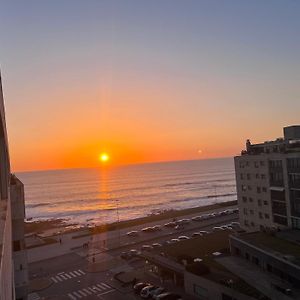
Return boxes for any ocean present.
[16,158,236,226]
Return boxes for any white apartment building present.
[235,126,300,232]
[0,73,28,300]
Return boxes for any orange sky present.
[3,2,300,172]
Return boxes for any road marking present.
[51,277,58,283]
[68,293,77,300]
[73,270,82,276]
[92,286,101,292]
[69,271,77,277]
[82,288,92,295]
[78,290,86,297]
[55,276,63,282]
[64,273,72,279]
[96,284,105,290]
[78,269,85,275]
[99,282,110,289]
[60,274,68,280]
[72,292,82,298]
[88,287,95,293]
[98,289,115,296]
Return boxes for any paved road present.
[27,205,237,263]
[30,212,238,300]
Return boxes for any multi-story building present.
[0,73,28,300]
[234,125,300,232]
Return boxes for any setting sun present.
[99,153,109,163]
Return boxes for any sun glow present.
[99,153,109,163]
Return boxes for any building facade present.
[234,126,300,232]
[0,74,28,300]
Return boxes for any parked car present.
[213,226,224,231]
[129,249,141,257]
[152,243,162,248]
[199,230,209,234]
[141,245,153,251]
[175,224,185,230]
[120,251,130,260]
[126,230,139,237]
[176,218,190,224]
[201,214,209,220]
[192,216,202,221]
[192,232,202,238]
[230,221,240,227]
[133,282,151,294]
[156,292,182,300]
[140,285,158,298]
[150,287,166,298]
[164,222,176,228]
[178,235,189,240]
[170,238,180,244]
[152,225,162,231]
[142,227,154,233]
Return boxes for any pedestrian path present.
[67,282,114,299]
[51,269,86,283]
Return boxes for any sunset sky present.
[1,1,300,172]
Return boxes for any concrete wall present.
[184,271,257,300]
[0,73,14,300]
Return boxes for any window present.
[13,240,21,252]
[262,187,267,192]
[249,197,253,202]
[274,215,288,225]
[259,212,263,219]
[242,196,247,202]
[260,161,265,166]
[257,187,261,193]
[193,284,208,298]
[240,173,244,180]
[243,208,248,215]
[242,185,247,191]
[256,173,259,179]
[247,173,251,180]
[261,174,266,179]
[251,221,255,226]
[264,213,270,219]
[258,199,262,206]
[264,200,268,205]
[250,210,254,215]
[255,161,259,168]
[244,220,249,226]
[248,185,252,191]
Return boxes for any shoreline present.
[25,200,237,236]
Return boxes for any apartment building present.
[0,74,28,300]
[234,126,300,232]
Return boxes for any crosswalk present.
[51,269,86,283]
[68,282,114,299]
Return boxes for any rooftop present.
[232,231,300,266]
[239,125,300,156]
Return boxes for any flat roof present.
[232,231,300,266]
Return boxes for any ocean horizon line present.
[14,156,234,175]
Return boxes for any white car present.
[170,238,180,244]
[178,235,189,240]
[140,285,158,298]
[151,287,166,298]
[126,230,139,237]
